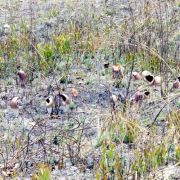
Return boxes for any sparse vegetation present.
[0,0,179,179]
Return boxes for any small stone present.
[86,156,94,169]
[53,136,59,145]
[0,101,6,109]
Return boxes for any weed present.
[32,163,51,180]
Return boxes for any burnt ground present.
[0,63,179,178]
[0,0,179,179]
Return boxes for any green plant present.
[54,34,73,78]
[83,58,94,71]
[37,43,55,74]
[132,144,168,177]
[32,163,51,180]
[175,146,180,161]
[96,143,124,179]
[54,34,72,55]
[47,8,59,18]
[98,145,108,179]
[68,102,76,110]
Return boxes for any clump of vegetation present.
[32,163,51,180]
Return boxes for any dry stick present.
[29,0,36,84]
[118,41,176,78]
[18,108,48,169]
[153,161,180,179]
[166,129,176,165]
[4,137,40,169]
[134,41,176,78]
[124,52,135,110]
[147,103,167,128]
[19,34,46,79]
[19,33,61,94]
[43,143,70,158]
[29,31,66,92]
[147,93,180,128]
[0,152,6,170]
[28,114,84,163]
[124,3,136,112]
[76,120,85,162]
